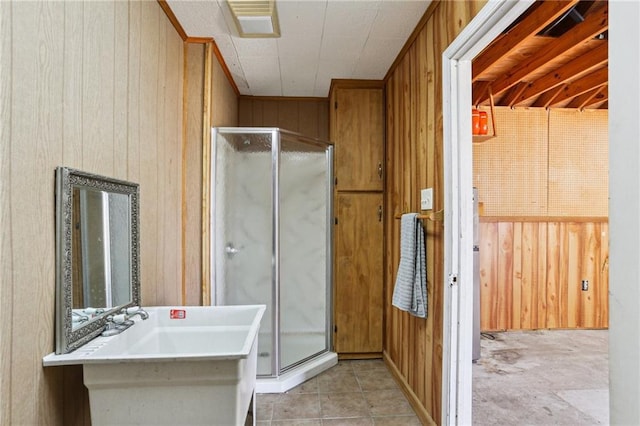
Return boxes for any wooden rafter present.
[547,67,608,107]
[479,2,608,104]
[472,0,579,81]
[532,85,566,108]
[567,85,608,109]
[516,42,608,105]
[501,82,529,108]
[472,81,492,106]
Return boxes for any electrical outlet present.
[421,188,433,210]
[581,280,589,291]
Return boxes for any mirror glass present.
[56,167,140,354]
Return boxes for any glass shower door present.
[212,129,276,376]
[279,132,332,371]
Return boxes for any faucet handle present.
[124,306,141,315]
[106,314,128,325]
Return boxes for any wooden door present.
[334,192,384,354]
[332,88,384,191]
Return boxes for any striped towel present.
[392,213,427,318]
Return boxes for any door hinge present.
[334,325,337,333]
[449,273,458,286]
[334,101,338,110]
[335,217,338,225]
[335,177,338,186]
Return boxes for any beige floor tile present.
[318,371,361,393]
[372,415,422,425]
[363,389,415,417]
[287,377,319,394]
[355,370,399,391]
[272,394,321,420]
[322,418,375,425]
[271,420,322,426]
[256,393,280,422]
[319,392,370,418]
[349,359,388,373]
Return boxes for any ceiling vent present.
[226,0,280,38]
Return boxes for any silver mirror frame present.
[55,167,140,354]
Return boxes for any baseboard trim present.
[383,351,437,426]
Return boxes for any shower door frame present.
[209,127,334,378]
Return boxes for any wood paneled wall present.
[480,219,609,331]
[238,97,329,140]
[183,43,238,307]
[383,1,486,424]
[0,1,186,424]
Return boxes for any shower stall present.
[210,127,337,392]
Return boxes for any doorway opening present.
[441,1,609,424]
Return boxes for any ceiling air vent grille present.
[226,0,280,38]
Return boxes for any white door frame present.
[441,1,535,424]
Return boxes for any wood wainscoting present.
[479,218,609,331]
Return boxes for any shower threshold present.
[256,351,337,393]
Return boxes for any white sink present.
[43,305,265,425]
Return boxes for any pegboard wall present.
[473,107,608,217]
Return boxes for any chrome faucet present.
[124,306,149,320]
[101,306,149,336]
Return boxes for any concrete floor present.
[473,329,609,425]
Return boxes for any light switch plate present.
[421,188,433,210]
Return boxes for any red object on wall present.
[472,109,480,135]
[479,111,488,135]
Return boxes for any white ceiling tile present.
[280,57,318,96]
[323,1,379,37]
[168,0,432,97]
[233,38,279,58]
[277,33,322,58]
[166,0,229,37]
[369,8,424,39]
[320,36,366,62]
[277,1,327,35]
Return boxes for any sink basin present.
[43,305,265,425]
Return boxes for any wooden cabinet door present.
[334,192,383,354]
[332,88,384,191]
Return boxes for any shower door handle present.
[225,243,240,258]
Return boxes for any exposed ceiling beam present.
[480,2,608,104]
[472,81,492,106]
[567,85,608,109]
[532,85,566,108]
[472,0,579,81]
[501,82,529,108]
[547,67,608,107]
[516,42,608,105]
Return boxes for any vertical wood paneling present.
[384,2,486,423]
[2,1,187,424]
[62,1,83,168]
[184,43,205,306]
[83,1,115,176]
[546,222,561,328]
[113,1,129,181]
[210,55,238,127]
[10,1,65,422]
[127,0,141,183]
[238,97,329,139]
[0,1,13,423]
[479,220,609,331]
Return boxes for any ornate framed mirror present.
[55,167,140,354]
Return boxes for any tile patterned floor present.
[256,359,421,425]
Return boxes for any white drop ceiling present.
[166,0,432,97]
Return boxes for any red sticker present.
[170,309,186,319]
